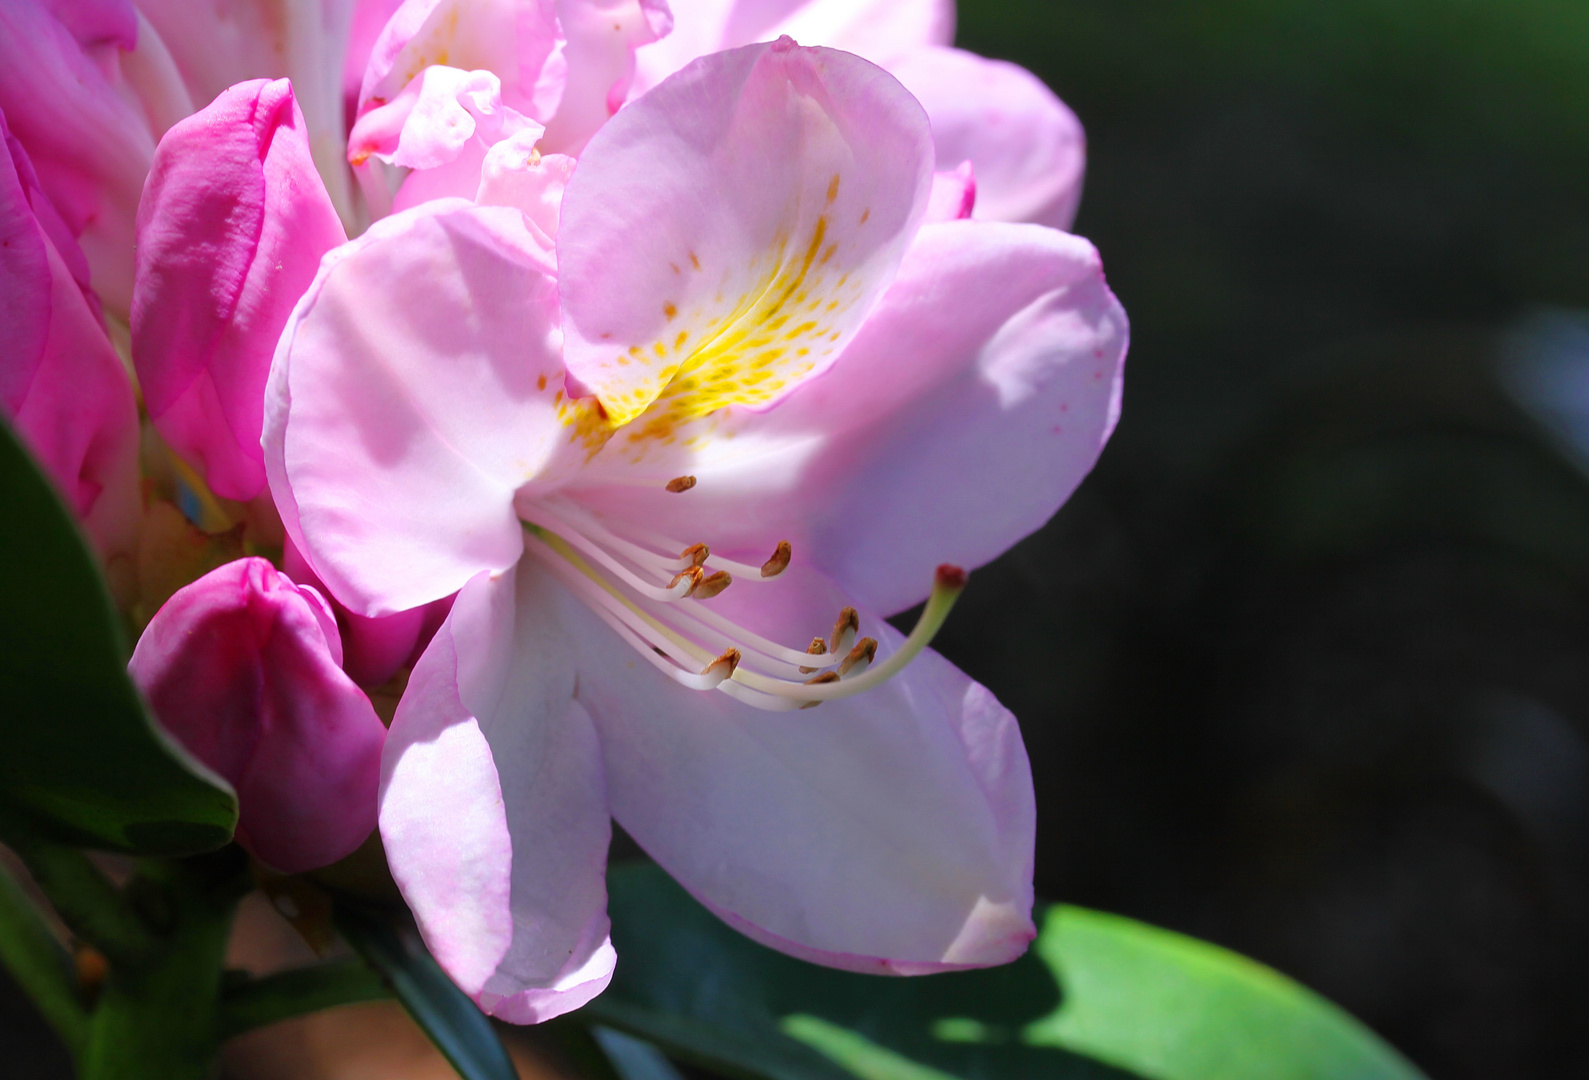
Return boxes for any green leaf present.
[0,417,237,856]
[218,957,393,1040]
[590,862,1425,1080]
[334,903,517,1080]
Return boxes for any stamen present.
[668,566,704,593]
[680,542,709,567]
[760,540,792,578]
[665,475,697,493]
[830,607,859,654]
[701,648,740,688]
[731,565,968,705]
[692,570,732,599]
[522,509,694,601]
[799,637,827,674]
[837,638,877,678]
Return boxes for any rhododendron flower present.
[266,40,1126,1021]
[0,105,140,565]
[129,557,387,873]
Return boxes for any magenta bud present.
[129,558,386,873]
[132,77,346,503]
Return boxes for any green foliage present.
[585,862,1423,1080]
[0,418,236,856]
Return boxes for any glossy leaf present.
[0,417,237,855]
[334,903,518,1080]
[589,862,1425,1080]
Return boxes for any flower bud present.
[133,78,346,503]
[129,558,387,873]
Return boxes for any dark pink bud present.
[130,558,386,872]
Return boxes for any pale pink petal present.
[762,0,953,65]
[358,0,564,125]
[633,0,951,93]
[924,161,975,223]
[546,559,1035,973]
[263,200,588,616]
[889,47,1086,231]
[133,79,347,503]
[475,133,575,246]
[382,562,614,1018]
[567,221,1127,616]
[1,107,139,562]
[537,0,673,155]
[351,65,536,170]
[559,38,933,425]
[282,535,452,688]
[130,558,387,873]
[0,0,156,314]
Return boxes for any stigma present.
[516,497,965,710]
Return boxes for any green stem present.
[80,851,250,1080]
[217,958,392,1040]
[0,857,87,1059]
[6,834,156,966]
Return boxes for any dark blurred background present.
[935,1,1589,1077]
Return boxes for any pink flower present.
[265,41,1125,1020]
[132,78,347,504]
[0,104,140,563]
[634,0,1086,230]
[128,557,387,873]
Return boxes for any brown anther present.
[799,636,828,674]
[829,607,860,654]
[74,945,109,1003]
[837,637,877,677]
[668,566,705,592]
[665,475,697,493]
[692,570,733,599]
[760,540,792,578]
[800,670,840,709]
[679,542,710,566]
[703,648,741,680]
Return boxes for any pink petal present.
[0,0,157,314]
[1,107,140,562]
[381,562,614,1018]
[358,0,565,126]
[351,65,537,171]
[263,200,586,616]
[537,0,673,155]
[559,38,934,425]
[568,220,1127,616]
[475,133,575,246]
[549,559,1035,973]
[130,558,387,873]
[889,47,1086,231]
[633,0,952,94]
[282,534,452,688]
[924,161,976,223]
[133,78,347,504]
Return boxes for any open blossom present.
[266,40,1126,1020]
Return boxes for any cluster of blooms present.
[0,0,1126,1021]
